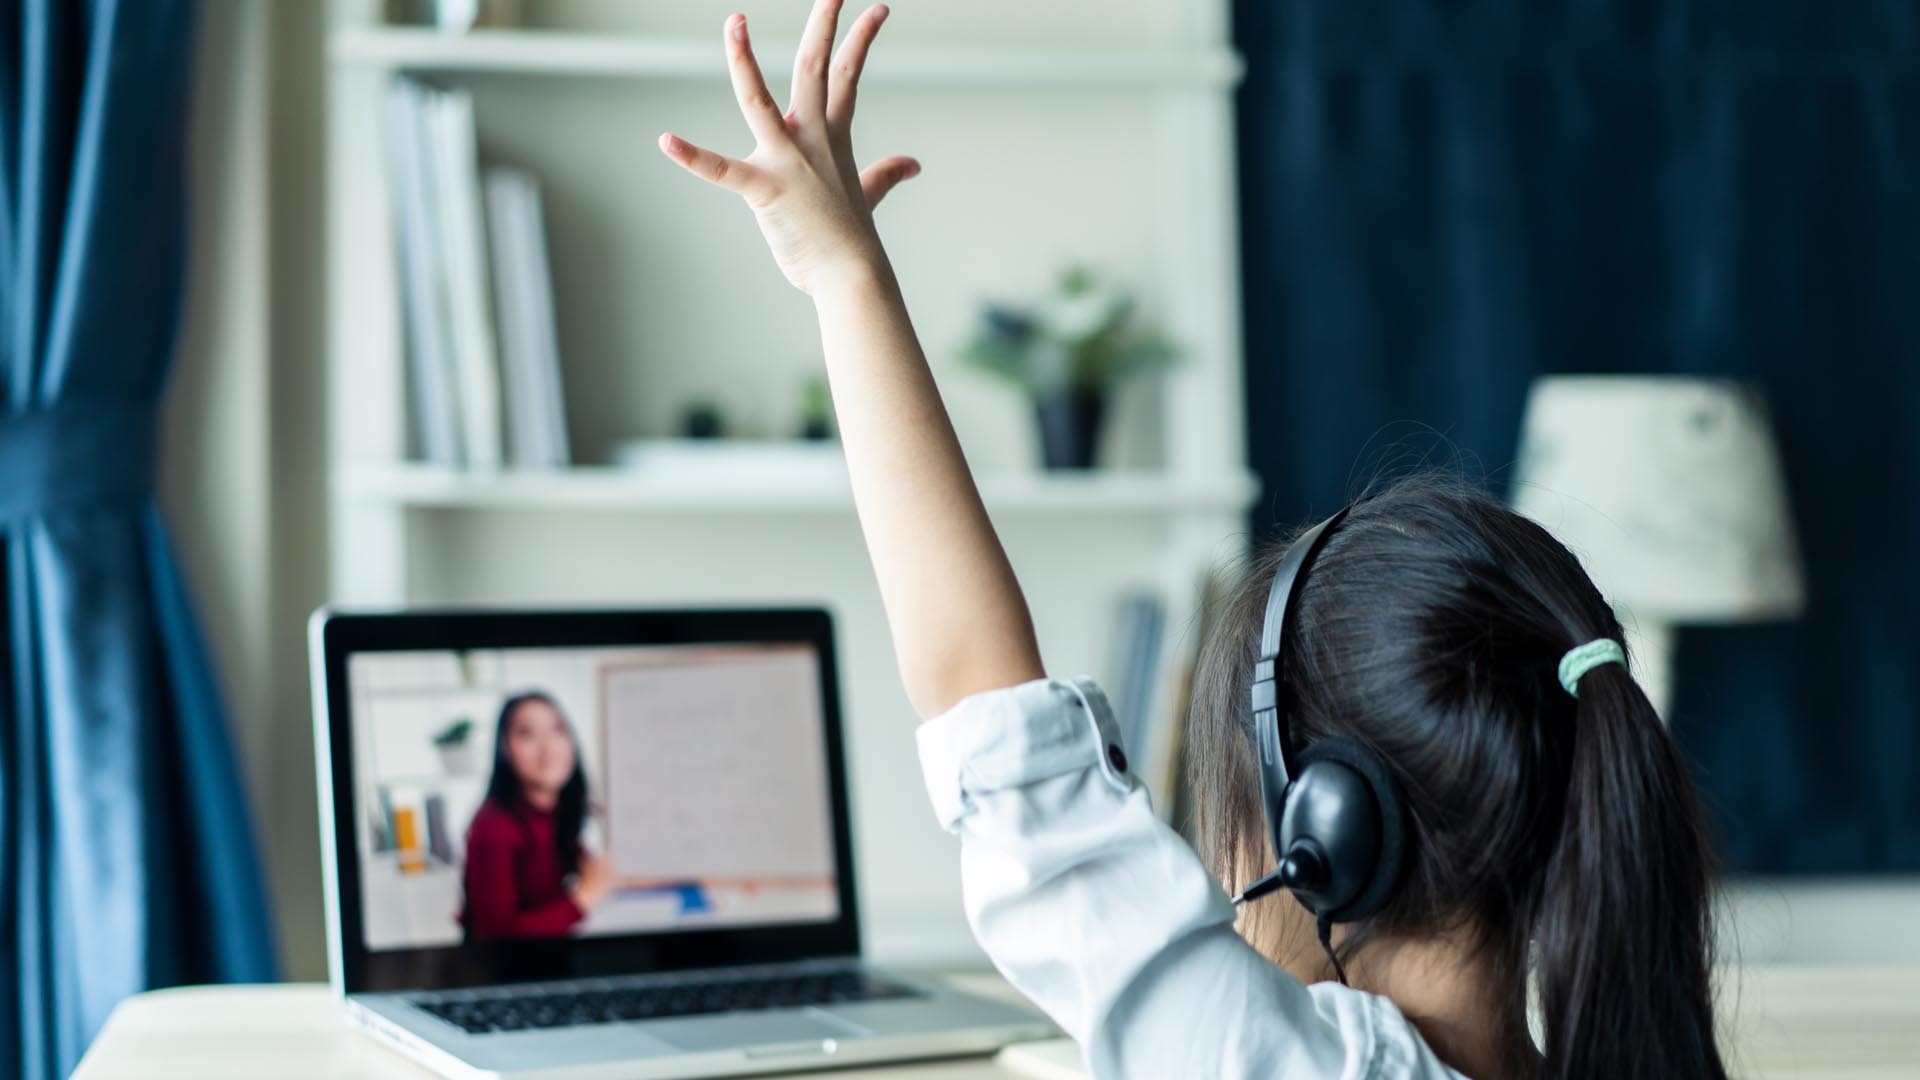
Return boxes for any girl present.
[462,691,616,939]
[659,5,1727,1076]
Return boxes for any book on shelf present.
[1107,591,1165,771]
[1104,568,1233,826]
[424,792,454,865]
[426,84,503,469]
[384,76,571,470]
[382,79,463,466]
[484,167,571,468]
[1161,566,1232,835]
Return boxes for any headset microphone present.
[1234,846,1325,907]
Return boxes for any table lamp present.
[1511,376,1805,717]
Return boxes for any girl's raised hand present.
[657,2,919,296]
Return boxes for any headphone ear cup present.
[1281,738,1407,923]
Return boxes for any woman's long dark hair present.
[485,691,589,876]
[1187,476,1725,1079]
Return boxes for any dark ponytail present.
[1186,475,1727,1079]
[1536,655,1724,1078]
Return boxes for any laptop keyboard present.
[412,968,926,1034]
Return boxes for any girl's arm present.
[811,263,1045,717]
[659,1,1042,718]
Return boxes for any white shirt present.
[917,676,1467,1080]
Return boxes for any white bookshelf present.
[330,27,1245,87]
[337,463,1258,514]
[325,0,1250,967]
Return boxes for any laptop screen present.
[344,641,842,955]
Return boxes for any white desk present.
[1715,966,1920,1078]
[70,975,1039,1080]
[72,966,1920,1078]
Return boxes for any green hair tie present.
[1558,638,1626,697]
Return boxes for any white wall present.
[163,0,333,980]
[164,0,272,789]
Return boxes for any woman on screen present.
[461,691,615,939]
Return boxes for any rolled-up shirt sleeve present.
[917,677,1458,1080]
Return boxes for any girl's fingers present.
[658,133,777,203]
[859,155,920,209]
[788,0,844,123]
[826,4,887,134]
[723,14,789,147]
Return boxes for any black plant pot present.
[1034,390,1106,471]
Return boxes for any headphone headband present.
[1250,506,1352,788]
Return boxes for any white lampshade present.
[1512,376,1805,623]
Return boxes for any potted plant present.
[431,718,476,777]
[962,267,1176,470]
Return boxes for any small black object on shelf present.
[680,401,726,440]
[798,378,835,441]
[1033,390,1104,470]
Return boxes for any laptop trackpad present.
[650,1011,857,1053]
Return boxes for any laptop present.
[310,607,1053,1079]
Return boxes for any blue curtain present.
[0,1,277,1076]
[1234,1,1920,872]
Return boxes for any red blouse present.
[461,798,584,939]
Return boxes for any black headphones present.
[1231,506,1408,933]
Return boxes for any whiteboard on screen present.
[601,647,835,881]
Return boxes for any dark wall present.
[1232,0,1920,872]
